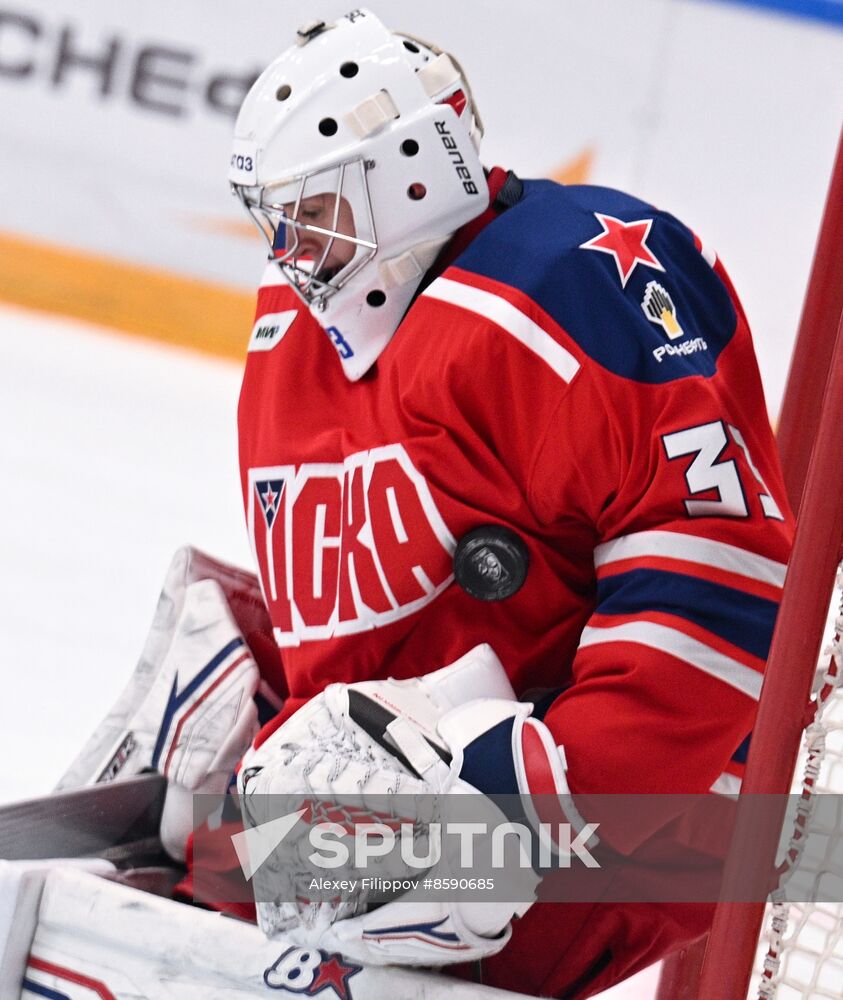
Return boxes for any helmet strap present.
[378,237,451,290]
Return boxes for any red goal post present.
[656,126,843,1000]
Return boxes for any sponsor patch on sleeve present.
[248,310,297,352]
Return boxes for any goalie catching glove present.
[238,644,593,966]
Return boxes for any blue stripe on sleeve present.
[596,568,779,660]
[732,732,752,763]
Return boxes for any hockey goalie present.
[3,8,794,1000]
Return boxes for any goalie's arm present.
[531,505,790,849]
[522,292,793,849]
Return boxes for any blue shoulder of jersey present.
[452,179,738,385]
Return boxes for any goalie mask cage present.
[655,126,843,1000]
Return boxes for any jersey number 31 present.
[662,420,784,520]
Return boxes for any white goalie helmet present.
[229,8,488,380]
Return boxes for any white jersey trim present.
[594,530,787,589]
[579,620,763,700]
[699,239,717,269]
[710,771,742,796]
[423,276,581,384]
[259,261,287,288]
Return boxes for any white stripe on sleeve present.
[423,276,580,384]
[578,620,763,700]
[594,530,787,589]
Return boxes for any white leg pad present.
[16,868,534,1000]
[0,860,113,1000]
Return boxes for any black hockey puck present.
[453,525,529,601]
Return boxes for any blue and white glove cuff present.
[438,699,598,857]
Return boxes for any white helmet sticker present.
[229,139,259,185]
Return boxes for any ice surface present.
[0,304,251,803]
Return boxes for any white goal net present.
[749,570,843,998]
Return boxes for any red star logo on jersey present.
[256,478,285,530]
[579,213,664,287]
[261,483,278,512]
[310,952,361,999]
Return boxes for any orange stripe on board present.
[550,147,594,186]
[0,230,256,361]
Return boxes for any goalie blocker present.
[55,546,284,860]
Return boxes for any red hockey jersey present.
[233,171,794,997]
[237,171,792,821]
